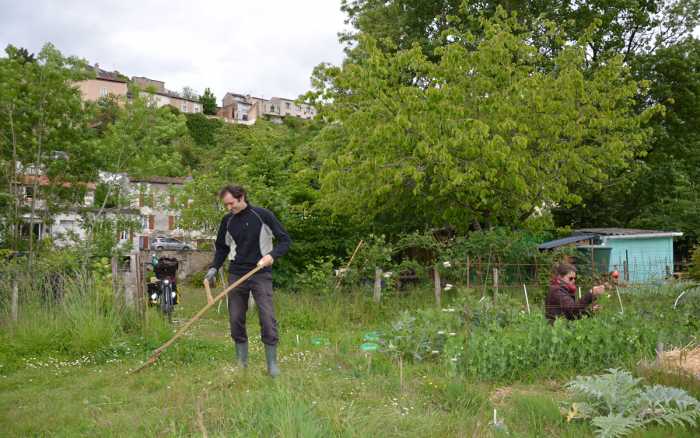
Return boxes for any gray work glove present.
[204,267,218,283]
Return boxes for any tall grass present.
[0,261,173,370]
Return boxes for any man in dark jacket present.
[205,185,291,376]
[545,263,604,323]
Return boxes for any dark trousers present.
[227,272,278,346]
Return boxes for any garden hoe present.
[131,265,263,374]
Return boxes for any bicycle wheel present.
[161,283,173,322]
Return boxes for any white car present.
[150,236,191,251]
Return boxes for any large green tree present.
[94,90,190,178]
[309,14,657,232]
[341,0,700,62]
[554,38,700,253]
[0,43,94,252]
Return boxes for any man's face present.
[222,192,245,213]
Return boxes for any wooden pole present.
[373,267,382,303]
[203,279,214,305]
[132,265,264,373]
[522,284,530,315]
[466,255,471,289]
[335,239,364,291]
[492,267,499,302]
[11,279,18,322]
[615,286,624,314]
[434,267,442,308]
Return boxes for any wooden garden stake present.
[615,286,624,314]
[132,265,264,373]
[433,267,442,308]
[466,255,471,289]
[11,280,18,322]
[373,268,382,303]
[522,284,531,315]
[399,356,404,393]
[335,239,364,291]
[492,268,499,302]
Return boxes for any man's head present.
[219,185,247,213]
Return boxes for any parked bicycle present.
[147,256,179,321]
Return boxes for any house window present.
[119,230,128,240]
[99,87,108,97]
[181,102,188,112]
[194,104,201,113]
[286,102,291,109]
[25,186,34,199]
[59,219,76,228]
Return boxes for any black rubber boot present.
[265,344,280,377]
[235,342,248,368]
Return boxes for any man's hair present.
[554,262,576,277]
[218,185,246,201]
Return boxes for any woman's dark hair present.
[218,185,246,201]
[554,262,577,277]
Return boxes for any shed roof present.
[575,228,683,239]
[538,234,596,250]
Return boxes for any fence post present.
[492,267,499,302]
[11,279,18,322]
[466,255,471,289]
[433,266,441,308]
[373,267,382,303]
[477,257,483,297]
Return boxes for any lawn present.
[1,284,699,437]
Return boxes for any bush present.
[689,246,700,281]
[382,306,464,362]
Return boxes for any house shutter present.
[148,215,154,230]
[139,193,144,207]
[168,215,174,230]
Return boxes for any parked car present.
[150,236,191,251]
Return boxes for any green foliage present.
[382,307,463,361]
[341,1,700,62]
[0,43,95,251]
[199,87,217,115]
[689,246,700,281]
[310,13,657,231]
[555,37,700,254]
[294,256,337,294]
[185,112,222,147]
[94,91,190,177]
[565,369,700,437]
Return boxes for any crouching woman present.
[545,263,604,323]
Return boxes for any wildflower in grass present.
[437,330,446,335]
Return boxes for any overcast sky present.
[0,0,348,104]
